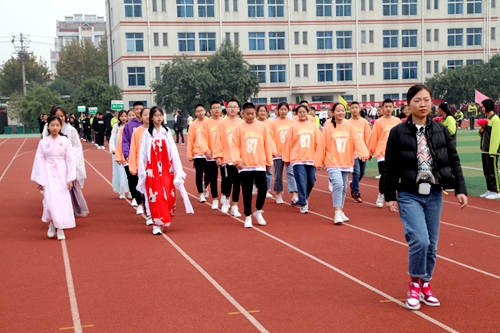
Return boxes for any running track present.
[0,137,499,333]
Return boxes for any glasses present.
[227,106,239,109]
[211,107,221,110]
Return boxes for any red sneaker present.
[353,193,363,203]
[406,282,421,310]
[420,282,441,306]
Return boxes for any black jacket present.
[384,115,467,202]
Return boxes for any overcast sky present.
[0,0,106,69]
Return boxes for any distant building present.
[50,14,106,75]
[106,0,500,109]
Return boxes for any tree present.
[425,54,500,104]
[6,92,23,124]
[152,40,260,113]
[17,85,62,127]
[56,37,108,87]
[0,54,50,96]
[70,78,122,113]
[49,77,75,96]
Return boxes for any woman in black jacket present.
[384,85,468,311]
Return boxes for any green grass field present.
[364,129,490,197]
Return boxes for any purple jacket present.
[121,118,142,159]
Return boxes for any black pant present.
[95,132,105,146]
[124,165,142,204]
[204,160,219,198]
[221,165,240,203]
[240,170,267,217]
[378,161,386,194]
[482,153,499,192]
[175,128,184,143]
[469,116,475,130]
[106,129,112,142]
[193,158,207,194]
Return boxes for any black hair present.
[439,102,452,118]
[228,99,240,108]
[482,99,495,112]
[300,100,309,105]
[50,106,68,123]
[382,98,394,107]
[117,110,128,127]
[46,115,67,137]
[133,101,144,107]
[148,106,170,136]
[330,102,345,128]
[140,107,150,116]
[350,101,359,107]
[406,84,433,105]
[210,100,221,109]
[257,105,268,113]
[242,102,256,111]
[194,103,205,111]
[277,101,289,111]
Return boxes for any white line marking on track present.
[60,240,83,333]
[0,138,10,146]
[0,138,26,183]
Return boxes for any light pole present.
[12,33,30,96]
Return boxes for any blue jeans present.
[398,188,443,281]
[351,158,366,194]
[292,164,316,206]
[328,169,350,208]
[266,165,273,191]
[273,158,297,193]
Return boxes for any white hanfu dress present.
[31,135,77,229]
[109,123,129,195]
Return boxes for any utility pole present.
[11,33,30,96]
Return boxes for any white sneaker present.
[253,210,266,226]
[128,193,133,199]
[291,195,298,206]
[57,229,66,240]
[221,197,230,213]
[231,205,242,217]
[340,211,349,222]
[47,222,55,239]
[145,216,153,225]
[199,193,206,203]
[275,194,284,204]
[480,190,492,198]
[485,192,500,199]
[266,191,273,198]
[328,180,333,192]
[152,225,162,235]
[119,193,125,199]
[376,193,384,208]
[334,211,343,224]
[100,146,105,150]
[203,185,209,198]
[211,199,219,210]
[244,216,253,228]
[136,205,144,215]
[375,174,381,179]
[130,198,138,207]
[252,185,257,195]
[300,205,309,214]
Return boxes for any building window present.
[426,61,431,74]
[447,60,463,69]
[362,94,367,102]
[234,32,239,45]
[271,97,287,103]
[383,0,398,16]
[383,93,399,100]
[448,0,463,14]
[402,61,417,79]
[467,0,481,13]
[198,0,215,17]
[369,62,374,75]
[294,32,299,45]
[369,30,374,43]
[153,33,159,46]
[303,31,308,44]
[434,0,439,8]
[317,31,333,50]
[178,32,195,51]
[250,65,266,82]
[341,95,353,102]
[369,94,375,101]
[336,0,351,17]
[270,65,286,82]
[248,0,264,17]
[153,0,158,11]
[199,33,216,51]
[225,32,230,40]
[163,33,168,46]
[426,29,431,42]
[337,63,352,81]
[155,66,161,80]
[317,63,334,82]
[402,0,417,15]
[493,0,496,8]
[427,0,431,9]
[402,30,417,47]
[268,0,285,17]
[361,63,366,75]
[234,0,238,11]
[316,0,333,17]
[383,62,398,80]
[448,28,463,46]
[161,0,167,11]
[492,27,496,40]
[369,0,374,10]
[251,98,268,104]
[128,67,146,86]
[466,59,482,65]
[126,33,144,52]
[294,0,299,11]
[434,29,439,41]
[361,0,366,10]
[383,30,398,48]
[302,0,307,10]
[336,31,352,49]
[269,32,285,50]
[249,32,265,50]
[303,64,309,77]
[177,0,194,17]
[295,64,300,77]
[312,95,333,102]
[466,28,481,45]
[434,60,439,73]
[225,0,229,11]
[361,30,366,43]
[125,0,142,17]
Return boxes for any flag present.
[298,96,302,103]
[221,99,228,109]
[339,96,348,108]
[475,89,490,104]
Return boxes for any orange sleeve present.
[200,121,210,154]
[115,128,125,163]
[367,121,379,157]
[264,125,274,166]
[314,126,326,168]
[129,128,143,175]
[230,125,242,165]
[187,122,197,160]
[363,120,372,146]
[282,124,294,163]
[313,126,323,168]
[212,121,224,160]
[353,126,370,160]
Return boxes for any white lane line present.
[84,159,269,333]
[60,240,83,333]
[0,138,26,183]
[440,221,500,239]
[0,138,10,146]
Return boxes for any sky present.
[0,0,106,68]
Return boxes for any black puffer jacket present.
[384,115,467,202]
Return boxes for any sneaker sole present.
[419,296,441,307]
[405,300,421,310]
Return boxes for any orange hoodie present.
[316,121,370,170]
[115,127,125,164]
[293,114,315,123]
[269,117,295,157]
[201,117,222,159]
[282,120,322,167]
[367,116,401,160]
[257,118,277,156]
[187,119,206,160]
[129,126,147,175]
[212,117,243,165]
[348,117,372,158]
[230,121,273,172]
